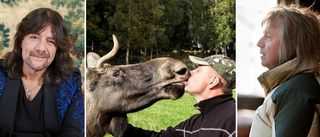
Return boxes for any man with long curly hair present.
[0,8,84,137]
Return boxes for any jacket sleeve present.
[123,119,190,137]
[272,74,320,137]
[58,70,84,137]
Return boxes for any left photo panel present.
[0,0,85,136]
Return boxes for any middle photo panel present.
[85,0,236,137]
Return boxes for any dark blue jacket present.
[0,60,84,137]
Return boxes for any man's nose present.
[257,37,265,48]
[36,39,47,52]
[190,70,195,75]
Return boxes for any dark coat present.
[0,60,84,137]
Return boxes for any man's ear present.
[209,76,219,89]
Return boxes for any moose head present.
[86,35,189,137]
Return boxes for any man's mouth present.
[182,80,188,85]
[30,50,49,59]
[32,55,47,59]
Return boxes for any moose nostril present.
[175,68,188,75]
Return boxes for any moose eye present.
[113,71,120,77]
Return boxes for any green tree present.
[159,0,190,55]
[111,0,164,64]
[86,0,235,64]
[211,0,235,56]
[86,0,116,53]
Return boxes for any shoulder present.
[72,67,81,77]
[274,73,320,95]
[272,73,320,103]
[0,59,3,68]
[57,67,82,92]
[63,67,81,82]
[0,59,8,80]
[216,95,236,114]
[0,59,8,102]
[286,73,318,86]
[0,59,7,74]
[216,101,235,120]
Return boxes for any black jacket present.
[124,94,236,137]
[0,60,84,137]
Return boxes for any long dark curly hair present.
[4,8,74,86]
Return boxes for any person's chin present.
[29,63,49,71]
[184,86,193,93]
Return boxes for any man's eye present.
[48,40,56,45]
[30,36,38,39]
[265,35,271,40]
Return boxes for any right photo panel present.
[237,0,320,137]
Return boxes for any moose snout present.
[157,58,190,80]
[174,67,189,76]
[173,62,190,79]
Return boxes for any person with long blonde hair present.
[250,5,320,137]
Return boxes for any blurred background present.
[86,0,235,64]
[236,0,320,137]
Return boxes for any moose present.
[86,35,190,137]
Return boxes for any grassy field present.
[105,93,199,137]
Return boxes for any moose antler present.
[96,35,119,68]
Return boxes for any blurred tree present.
[86,0,235,64]
[158,0,185,55]
[211,0,235,56]
[111,0,164,64]
[86,0,115,53]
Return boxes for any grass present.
[105,93,199,137]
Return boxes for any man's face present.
[257,19,282,69]
[21,26,57,72]
[184,65,215,95]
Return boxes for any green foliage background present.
[87,0,236,65]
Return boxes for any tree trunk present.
[126,41,130,64]
[177,43,181,55]
[91,41,94,51]
[150,47,153,60]
[221,45,226,56]
[144,47,147,56]
[156,45,158,57]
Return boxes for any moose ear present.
[87,52,101,68]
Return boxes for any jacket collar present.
[258,58,319,96]
[0,78,60,136]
